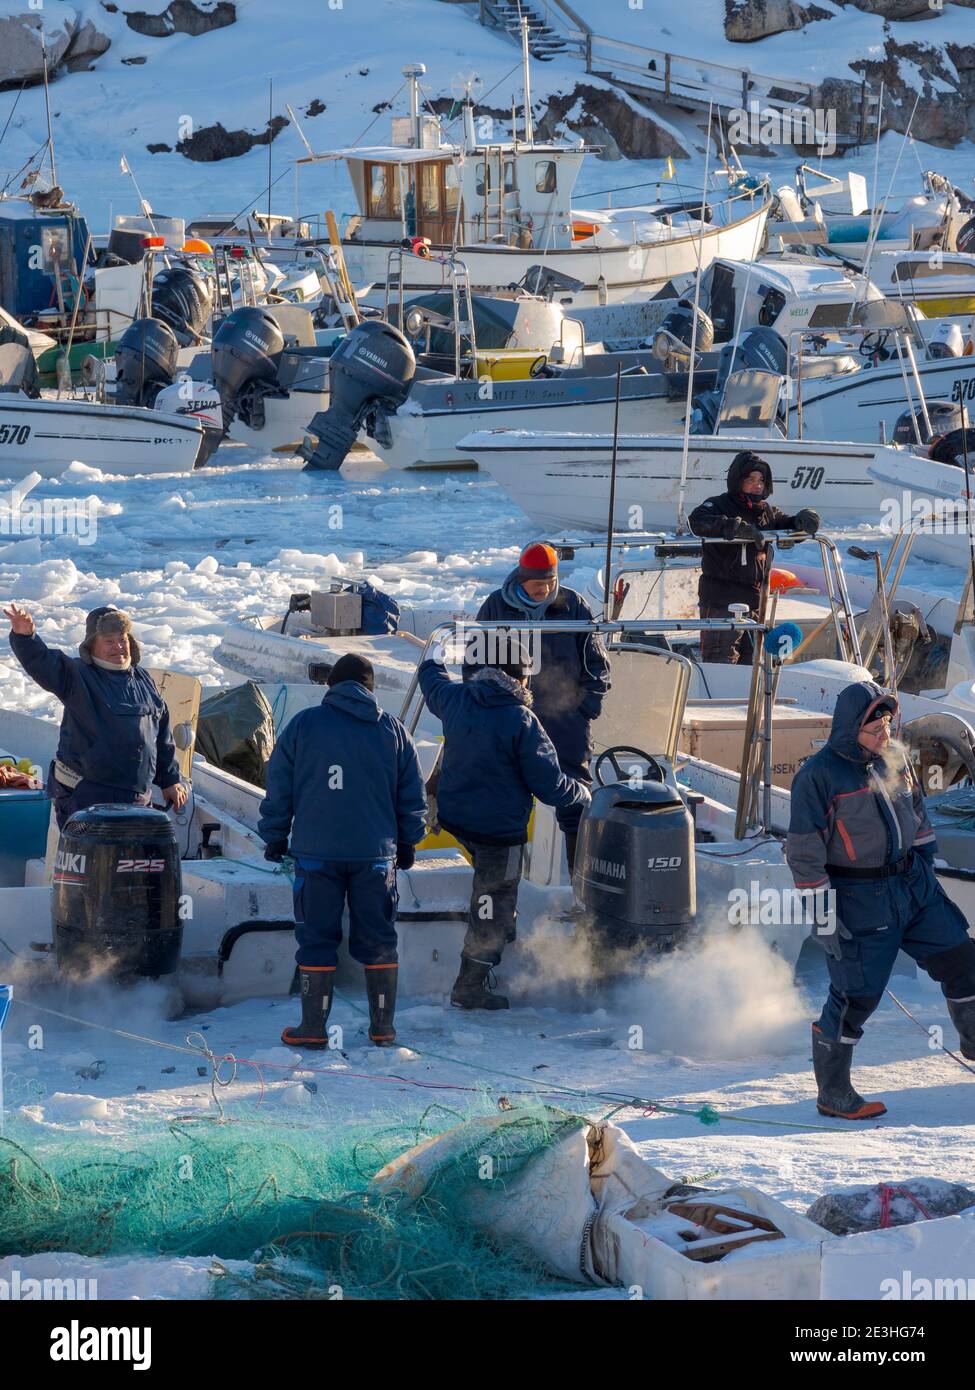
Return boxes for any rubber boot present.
[281,966,334,1049]
[451,955,509,1011]
[365,963,398,1046]
[812,1024,886,1120]
[946,997,975,1061]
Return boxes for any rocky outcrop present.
[725,0,833,43]
[124,1,236,38]
[534,86,687,160]
[845,36,975,145]
[176,114,288,162]
[842,0,940,18]
[0,12,111,90]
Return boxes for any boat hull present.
[0,397,202,477]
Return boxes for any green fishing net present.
[0,1097,586,1300]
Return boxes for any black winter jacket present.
[688,455,802,609]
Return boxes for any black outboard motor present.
[114,318,180,408]
[893,399,969,447]
[300,319,416,471]
[573,750,695,953]
[716,326,789,384]
[650,299,715,365]
[152,265,212,346]
[53,805,183,979]
[957,216,975,255]
[210,306,285,432]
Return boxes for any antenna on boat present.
[267,77,273,221]
[519,15,534,146]
[603,362,624,618]
[41,38,57,188]
[675,103,714,534]
[403,63,427,148]
[862,92,919,288]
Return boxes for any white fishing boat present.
[297,60,771,308]
[0,343,204,477]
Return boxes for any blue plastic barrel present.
[0,789,51,887]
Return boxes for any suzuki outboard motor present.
[114,318,179,408]
[650,299,714,366]
[573,750,695,953]
[53,805,183,979]
[301,319,416,471]
[152,265,212,346]
[210,306,285,432]
[893,399,969,447]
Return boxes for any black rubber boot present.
[365,964,398,1046]
[812,1024,887,1120]
[946,997,975,1060]
[451,955,509,1011]
[281,966,334,1049]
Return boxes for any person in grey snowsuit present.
[787,681,975,1119]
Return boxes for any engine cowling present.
[300,320,416,471]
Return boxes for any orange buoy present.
[182,238,214,255]
[769,567,800,593]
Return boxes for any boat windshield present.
[716,369,781,430]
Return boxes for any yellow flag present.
[663,156,675,180]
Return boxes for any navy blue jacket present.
[475,580,611,770]
[419,658,589,846]
[787,681,936,889]
[10,631,180,794]
[258,680,427,860]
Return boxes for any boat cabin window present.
[365,162,402,219]
[892,259,973,281]
[475,161,516,196]
[535,160,557,194]
[807,303,854,329]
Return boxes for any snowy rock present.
[807,1179,975,1235]
[0,12,112,88]
[725,0,833,44]
[123,1,237,40]
[177,115,288,163]
[843,0,940,18]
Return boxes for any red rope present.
[878,1183,934,1228]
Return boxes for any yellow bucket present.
[474,349,547,382]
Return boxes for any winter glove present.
[264,841,288,864]
[730,518,763,543]
[815,911,852,962]
[396,842,416,871]
[793,508,820,534]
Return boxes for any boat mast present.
[41,39,57,188]
[520,16,534,145]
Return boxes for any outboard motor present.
[152,265,212,346]
[927,321,965,359]
[114,318,179,408]
[53,805,183,979]
[716,326,789,385]
[573,748,695,953]
[300,319,416,471]
[210,306,285,432]
[893,400,969,447]
[650,299,714,366]
[957,216,975,255]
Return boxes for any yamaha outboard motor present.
[53,805,183,979]
[693,326,789,433]
[957,216,975,255]
[893,400,969,447]
[573,749,696,953]
[152,265,212,346]
[114,318,180,408]
[210,306,285,432]
[301,320,416,471]
[650,299,714,366]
